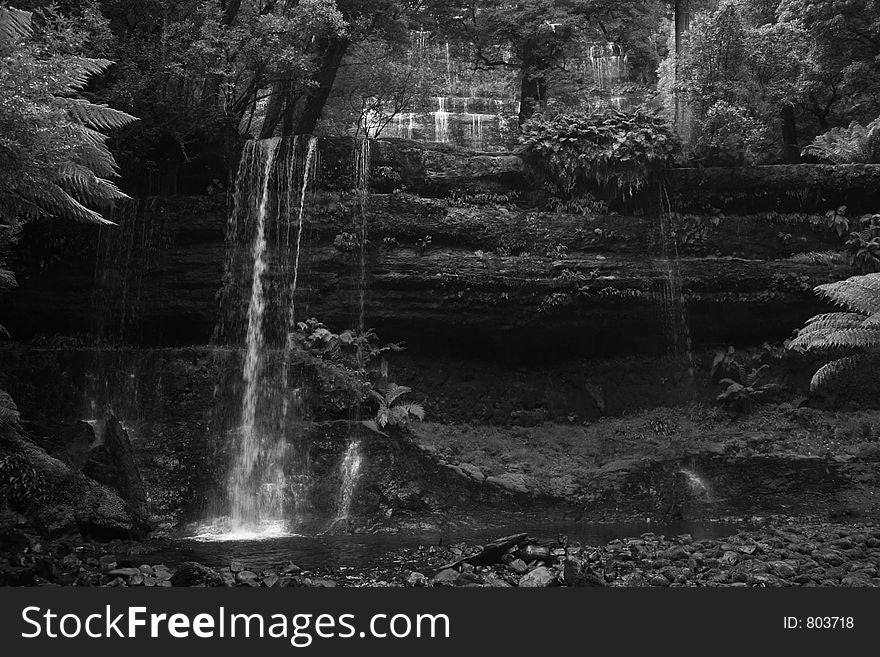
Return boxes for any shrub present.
[519,106,679,199]
[691,101,769,165]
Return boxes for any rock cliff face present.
[2,138,879,530]
[0,175,855,355]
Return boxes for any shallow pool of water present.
[143,520,745,573]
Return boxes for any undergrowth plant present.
[846,216,880,273]
[716,365,780,415]
[363,383,425,434]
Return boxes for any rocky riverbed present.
[3,521,878,587]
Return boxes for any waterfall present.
[228,137,284,533]
[392,111,415,140]
[198,136,321,540]
[590,42,626,89]
[434,97,449,142]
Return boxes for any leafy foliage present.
[802,116,880,164]
[789,274,880,390]
[519,106,679,198]
[0,453,46,511]
[691,100,770,165]
[288,317,405,417]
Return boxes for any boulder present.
[13,435,150,541]
[562,559,606,587]
[170,562,224,587]
[83,414,148,517]
[518,566,557,588]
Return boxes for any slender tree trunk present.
[781,104,799,163]
[293,37,349,135]
[259,78,291,139]
[221,0,243,25]
[518,37,547,125]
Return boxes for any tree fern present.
[802,117,880,164]
[0,5,29,48]
[789,273,880,390]
[0,5,137,227]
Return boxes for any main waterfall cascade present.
[198,135,365,540]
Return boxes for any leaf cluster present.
[519,105,679,199]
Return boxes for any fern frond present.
[70,141,119,178]
[60,98,138,131]
[800,312,867,332]
[0,268,16,289]
[819,328,880,350]
[58,57,114,91]
[399,402,425,421]
[57,163,129,205]
[789,328,836,351]
[810,355,867,391]
[815,274,880,314]
[384,384,412,405]
[35,182,114,224]
[0,7,31,46]
[790,251,850,267]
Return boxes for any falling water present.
[228,137,285,534]
[331,137,372,524]
[679,468,711,501]
[354,137,370,336]
[655,187,694,371]
[589,42,626,89]
[199,136,322,539]
[335,440,363,522]
[434,97,449,142]
[282,136,318,414]
[392,111,415,140]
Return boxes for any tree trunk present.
[293,37,349,136]
[518,37,547,125]
[221,0,243,25]
[259,78,291,139]
[781,104,799,163]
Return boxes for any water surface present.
[145,520,745,574]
